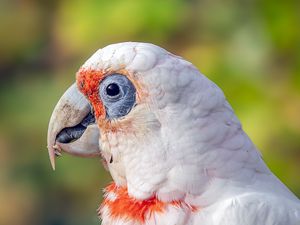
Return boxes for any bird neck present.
[98,183,198,224]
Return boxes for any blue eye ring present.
[99,74,136,119]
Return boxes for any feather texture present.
[75,42,300,224]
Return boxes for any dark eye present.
[99,74,136,119]
[106,83,120,97]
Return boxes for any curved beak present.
[47,83,101,170]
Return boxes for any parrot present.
[47,42,300,225]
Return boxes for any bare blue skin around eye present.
[99,74,136,119]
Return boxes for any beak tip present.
[48,146,56,171]
[51,161,56,171]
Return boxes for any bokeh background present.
[0,0,299,224]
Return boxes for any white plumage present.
[47,42,300,225]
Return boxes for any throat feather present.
[99,183,198,223]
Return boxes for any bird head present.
[47,42,263,202]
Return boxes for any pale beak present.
[47,83,101,170]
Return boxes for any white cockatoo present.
[47,42,300,225]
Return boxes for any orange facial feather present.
[77,68,106,118]
[77,68,147,118]
[76,68,150,137]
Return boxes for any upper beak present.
[47,83,101,170]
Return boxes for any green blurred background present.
[0,0,299,224]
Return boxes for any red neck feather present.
[99,183,198,223]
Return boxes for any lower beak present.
[47,83,101,170]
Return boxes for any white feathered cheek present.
[96,74,139,166]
